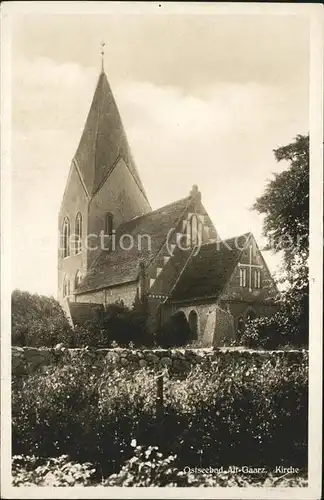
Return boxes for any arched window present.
[239,268,247,287]
[62,217,70,258]
[63,274,70,297]
[254,269,261,289]
[75,212,82,254]
[104,212,113,236]
[188,310,199,341]
[74,270,82,290]
[188,214,202,247]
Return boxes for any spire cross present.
[100,41,106,72]
[238,244,263,292]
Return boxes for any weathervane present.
[101,41,106,72]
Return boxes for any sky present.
[10,6,310,297]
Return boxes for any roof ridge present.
[146,196,193,269]
[119,195,192,228]
[92,76,102,193]
[194,232,252,250]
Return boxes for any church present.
[58,64,278,347]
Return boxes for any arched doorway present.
[188,310,198,341]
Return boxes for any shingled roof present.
[170,233,252,301]
[73,70,149,199]
[75,196,192,294]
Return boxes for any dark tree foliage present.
[72,300,153,348]
[156,311,192,348]
[253,134,309,271]
[11,289,72,347]
[252,134,309,346]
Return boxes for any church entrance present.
[188,310,198,342]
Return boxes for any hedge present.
[12,351,308,479]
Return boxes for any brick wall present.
[76,282,138,309]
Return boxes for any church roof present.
[75,196,192,294]
[73,70,149,199]
[170,233,252,301]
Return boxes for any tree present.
[156,311,192,348]
[11,289,72,347]
[253,134,309,345]
[72,300,153,348]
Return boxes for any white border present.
[1,2,323,499]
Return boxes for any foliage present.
[103,442,236,486]
[12,450,308,487]
[12,352,308,478]
[253,134,309,269]
[72,302,153,348]
[156,311,192,348]
[240,314,293,349]
[103,443,307,487]
[253,134,309,346]
[11,289,72,347]
[12,455,96,486]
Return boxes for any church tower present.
[58,61,151,304]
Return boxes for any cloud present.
[13,12,310,91]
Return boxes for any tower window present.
[62,217,70,258]
[75,212,82,254]
[74,270,82,290]
[254,269,261,289]
[239,268,247,287]
[104,212,113,236]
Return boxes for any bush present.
[12,448,308,487]
[156,311,191,348]
[11,290,72,347]
[240,310,308,350]
[103,443,307,487]
[72,302,154,348]
[12,455,96,486]
[104,442,220,487]
[12,351,308,478]
[240,313,289,349]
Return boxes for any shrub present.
[103,443,308,487]
[12,448,308,488]
[156,311,191,348]
[240,313,288,349]
[12,455,96,486]
[104,442,215,487]
[12,351,308,478]
[11,289,72,347]
[240,311,306,349]
[71,302,154,348]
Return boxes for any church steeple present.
[73,66,150,202]
[58,58,151,304]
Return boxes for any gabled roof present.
[75,196,192,294]
[73,70,149,199]
[170,233,252,301]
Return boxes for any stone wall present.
[12,346,308,380]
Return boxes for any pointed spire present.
[73,70,150,202]
[100,41,105,73]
